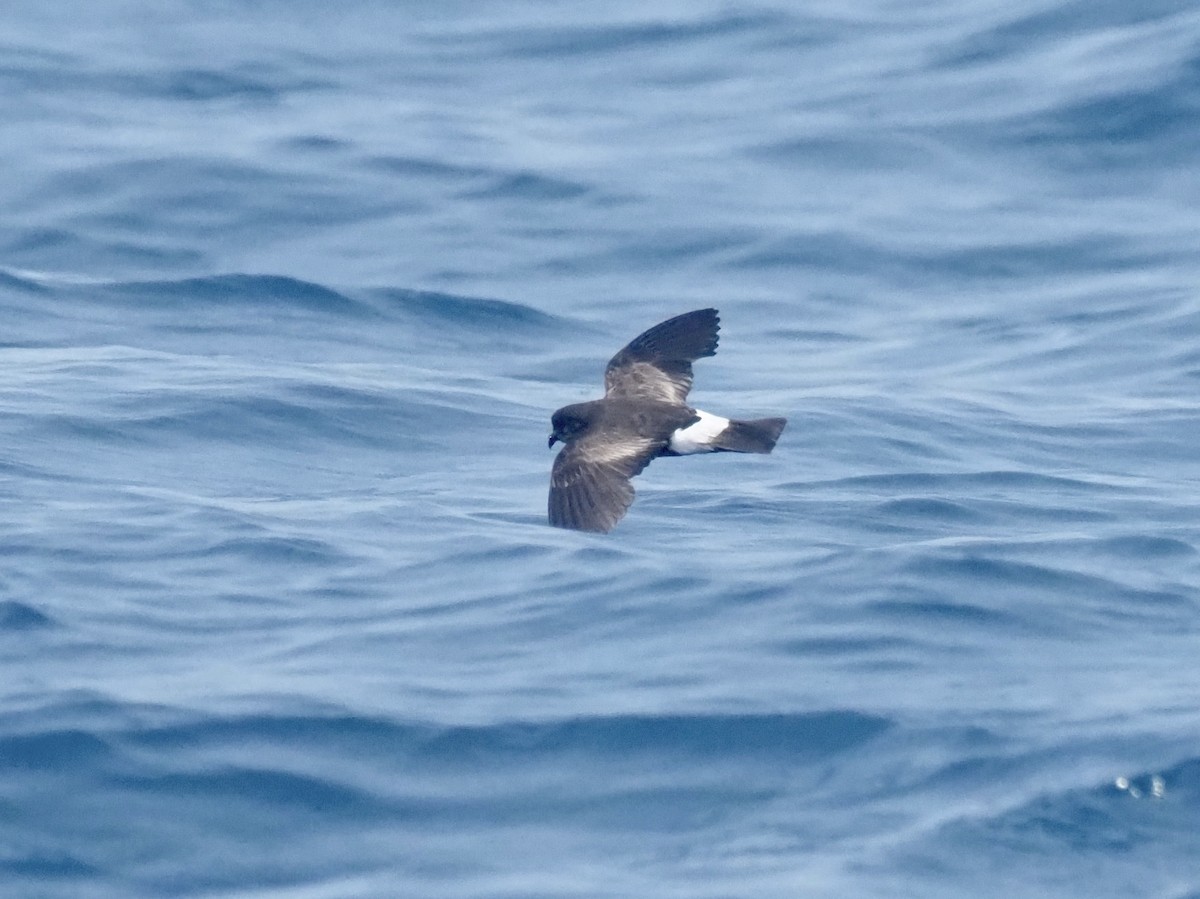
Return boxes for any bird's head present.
[548,404,592,449]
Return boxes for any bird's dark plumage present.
[549,399,697,532]
[603,307,720,404]
[548,309,785,533]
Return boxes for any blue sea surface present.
[3,2,1200,897]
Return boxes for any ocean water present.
[3,2,1200,897]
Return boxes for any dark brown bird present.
[547,308,786,532]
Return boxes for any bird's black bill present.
[548,435,558,449]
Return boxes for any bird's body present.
[547,308,786,532]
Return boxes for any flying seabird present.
[547,308,786,532]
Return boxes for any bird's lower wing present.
[549,436,661,533]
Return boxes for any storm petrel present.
[547,308,786,532]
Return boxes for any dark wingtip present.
[689,308,720,356]
[623,307,721,362]
[548,490,621,533]
[549,515,614,534]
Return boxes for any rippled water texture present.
[3,3,1200,897]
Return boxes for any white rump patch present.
[668,410,729,455]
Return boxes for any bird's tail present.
[712,417,787,454]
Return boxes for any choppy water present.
[3,3,1200,897]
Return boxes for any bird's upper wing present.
[604,308,720,404]
[548,432,664,533]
